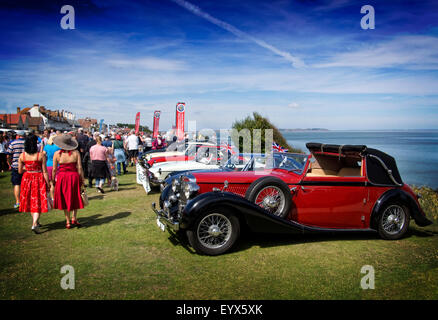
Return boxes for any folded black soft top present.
[306,142,367,154]
[305,142,403,186]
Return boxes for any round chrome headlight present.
[184,183,191,199]
[169,194,178,203]
[172,178,180,192]
[183,181,200,200]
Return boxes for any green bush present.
[411,186,438,221]
[231,112,301,154]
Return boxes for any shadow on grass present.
[117,187,137,191]
[147,188,162,195]
[41,211,131,231]
[171,226,437,255]
[234,231,379,253]
[0,207,18,217]
[407,227,438,237]
[88,195,104,201]
[167,229,196,254]
[231,226,436,254]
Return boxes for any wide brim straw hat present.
[53,133,78,151]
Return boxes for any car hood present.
[149,160,219,173]
[148,151,185,159]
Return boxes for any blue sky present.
[0,0,437,130]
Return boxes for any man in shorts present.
[7,130,25,209]
[125,130,139,166]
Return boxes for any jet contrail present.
[170,0,305,68]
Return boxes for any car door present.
[292,175,370,229]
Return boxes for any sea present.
[281,130,438,189]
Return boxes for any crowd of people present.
[0,127,168,234]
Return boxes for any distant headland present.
[280,128,330,132]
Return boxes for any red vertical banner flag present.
[175,102,185,140]
[135,112,141,134]
[152,110,161,139]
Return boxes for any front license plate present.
[156,218,165,232]
[142,174,151,194]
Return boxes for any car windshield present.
[195,146,222,164]
[186,144,198,156]
[222,154,252,171]
[243,153,307,174]
[165,141,186,152]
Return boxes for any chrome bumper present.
[149,177,163,187]
[151,202,180,231]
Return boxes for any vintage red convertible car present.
[152,142,432,255]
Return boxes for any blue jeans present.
[95,178,105,187]
[116,162,126,175]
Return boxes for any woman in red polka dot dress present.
[18,134,49,234]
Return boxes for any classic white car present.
[144,141,216,161]
[145,150,249,187]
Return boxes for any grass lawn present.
[0,170,437,300]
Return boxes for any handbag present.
[47,192,53,211]
[81,189,89,207]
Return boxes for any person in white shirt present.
[125,130,139,166]
[144,134,152,152]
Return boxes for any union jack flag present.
[220,143,237,155]
[272,142,288,153]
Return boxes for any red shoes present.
[66,220,81,229]
[71,220,82,227]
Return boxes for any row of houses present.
[0,104,98,132]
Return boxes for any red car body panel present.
[189,153,421,230]
[148,155,192,166]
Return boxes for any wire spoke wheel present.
[377,202,410,240]
[197,213,232,250]
[381,204,406,235]
[255,186,285,216]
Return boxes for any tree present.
[116,123,151,133]
[231,112,301,154]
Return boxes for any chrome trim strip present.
[368,154,403,187]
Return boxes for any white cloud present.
[106,57,187,71]
[314,36,438,70]
[288,102,299,108]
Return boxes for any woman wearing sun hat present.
[52,134,85,229]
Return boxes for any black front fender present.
[371,188,432,228]
[181,191,306,234]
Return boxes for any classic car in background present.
[161,153,264,189]
[141,147,248,188]
[143,141,216,161]
[146,145,223,167]
[152,143,432,255]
